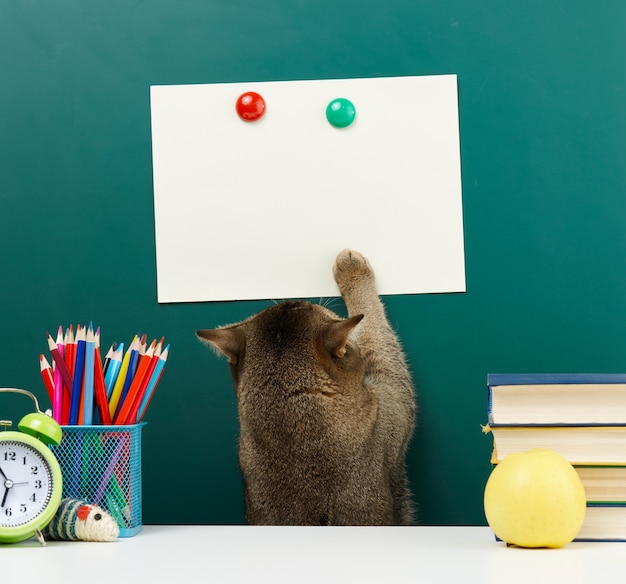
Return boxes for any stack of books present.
[485,373,626,542]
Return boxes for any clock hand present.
[1,467,12,508]
[1,476,14,508]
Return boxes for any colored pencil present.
[93,435,126,505]
[46,332,74,394]
[137,344,169,422]
[114,340,156,425]
[65,325,76,377]
[104,342,123,400]
[115,336,141,419]
[47,330,72,426]
[43,324,168,426]
[108,337,136,419]
[39,354,54,404]
[93,327,112,425]
[62,325,75,424]
[102,342,117,378]
[69,325,86,425]
[51,327,65,422]
[81,323,96,425]
[125,340,162,425]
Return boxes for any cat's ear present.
[324,314,364,358]
[196,325,244,365]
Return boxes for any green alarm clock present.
[0,388,63,544]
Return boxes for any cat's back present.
[196,249,416,525]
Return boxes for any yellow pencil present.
[108,335,137,418]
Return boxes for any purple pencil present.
[47,332,74,393]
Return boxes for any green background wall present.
[1,1,625,525]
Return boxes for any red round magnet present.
[235,91,266,122]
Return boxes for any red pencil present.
[65,325,76,374]
[62,325,75,425]
[39,354,54,404]
[93,327,112,425]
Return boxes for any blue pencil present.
[104,342,123,400]
[82,323,96,425]
[102,341,117,377]
[69,325,86,425]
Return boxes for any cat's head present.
[196,301,364,397]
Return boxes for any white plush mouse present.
[44,498,119,542]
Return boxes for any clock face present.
[0,440,54,528]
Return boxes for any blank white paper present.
[150,75,465,302]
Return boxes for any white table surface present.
[4,525,624,583]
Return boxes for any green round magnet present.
[326,98,356,128]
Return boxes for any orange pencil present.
[114,340,156,425]
[39,354,54,404]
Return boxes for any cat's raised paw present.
[333,249,376,292]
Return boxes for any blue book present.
[487,373,626,426]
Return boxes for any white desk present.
[4,526,623,583]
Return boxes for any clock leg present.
[35,529,46,546]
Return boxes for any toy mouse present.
[44,498,119,542]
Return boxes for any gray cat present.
[196,249,416,525]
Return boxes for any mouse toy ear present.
[324,314,364,358]
[196,325,245,365]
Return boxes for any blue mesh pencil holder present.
[49,424,145,537]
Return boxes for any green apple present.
[484,448,586,548]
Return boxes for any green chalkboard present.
[1,1,625,526]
